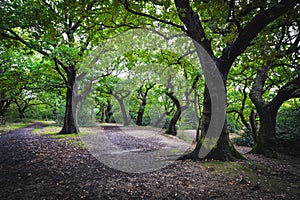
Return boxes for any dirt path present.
[0,124,299,199]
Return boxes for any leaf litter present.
[0,123,299,199]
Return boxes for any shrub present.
[276,107,300,156]
[232,132,254,147]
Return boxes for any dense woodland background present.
[0,0,299,160]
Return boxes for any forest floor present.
[0,123,300,199]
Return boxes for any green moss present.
[202,160,299,196]
[32,128,40,133]
[203,161,254,177]
[35,126,90,149]
[52,133,78,138]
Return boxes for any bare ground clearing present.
[0,123,299,199]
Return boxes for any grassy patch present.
[203,161,255,177]
[34,126,61,135]
[202,160,298,196]
[0,122,32,134]
[36,120,56,126]
[0,120,56,134]
[35,126,92,149]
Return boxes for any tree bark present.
[99,103,105,122]
[18,108,26,118]
[0,89,10,117]
[105,100,113,123]
[181,86,243,161]
[136,84,154,126]
[136,98,146,126]
[251,107,278,157]
[0,69,8,116]
[165,91,183,136]
[166,105,181,136]
[59,66,79,134]
[250,62,300,157]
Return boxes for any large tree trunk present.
[196,69,243,161]
[251,108,278,158]
[249,64,300,157]
[136,98,146,126]
[181,86,243,161]
[59,66,79,134]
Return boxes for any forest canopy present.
[0,0,299,160]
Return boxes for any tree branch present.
[250,63,271,109]
[271,76,300,108]
[54,59,68,85]
[118,0,185,31]
[227,0,299,64]
[174,0,214,58]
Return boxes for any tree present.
[96,75,132,126]
[135,83,155,126]
[0,0,134,133]
[250,9,300,156]
[226,7,300,156]
[95,94,114,123]
[250,65,300,157]
[120,0,299,160]
[0,45,12,118]
[165,71,200,135]
[0,43,63,119]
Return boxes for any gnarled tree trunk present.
[165,91,188,136]
[251,107,278,157]
[183,85,243,161]
[250,63,300,157]
[136,84,154,126]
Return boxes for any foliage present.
[232,133,255,147]
[276,104,300,156]
[227,115,242,133]
[0,0,298,160]
[0,122,33,133]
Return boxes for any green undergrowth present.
[0,122,32,134]
[203,161,256,178]
[0,119,56,134]
[202,161,299,196]
[35,126,92,149]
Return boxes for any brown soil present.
[0,123,299,199]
